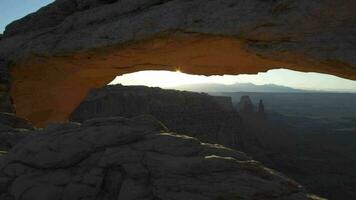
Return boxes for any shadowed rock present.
[0,59,14,114]
[0,116,323,200]
[0,113,34,151]
[70,85,242,148]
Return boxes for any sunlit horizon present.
[110,69,356,92]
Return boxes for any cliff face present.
[0,115,321,200]
[0,0,356,125]
[70,85,242,148]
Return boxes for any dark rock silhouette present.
[68,85,322,196]
[70,86,300,162]
[234,95,356,200]
[70,85,242,148]
[235,96,295,154]
[0,115,320,200]
[70,86,356,199]
[258,99,266,118]
[237,95,255,114]
[69,86,302,178]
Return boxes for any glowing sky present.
[2,0,356,92]
[111,69,356,92]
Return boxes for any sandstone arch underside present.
[0,0,356,126]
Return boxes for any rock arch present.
[1,0,356,126]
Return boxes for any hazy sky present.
[111,69,356,92]
[2,1,356,92]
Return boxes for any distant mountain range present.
[167,83,309,93]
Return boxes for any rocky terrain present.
[0,0,356,125]
[70,85,243,148]
[0,84,324,200]
[69,85,288,154]
[67,84,356,200]
[0,0,355,199]
[0,114,322,200]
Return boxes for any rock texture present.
[68,85,356,199]
[0,0,355,125]
[0,59,14,114]
[0,113,34,151]
[70,85,242,148]
[0,115,321,200]
[0,113,34,132]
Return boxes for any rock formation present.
[258,100,265,113]
[69,85,337,199]
[70,85,242,148]
[258,99,266,118]
[0,115,322,200]
[235,96,294,153]
[0,0,355,125]
[0,1,354,199]
[0,113,34,151]
[237,95,255,114]
[68,86,299,158]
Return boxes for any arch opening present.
[110,69,356,93]
[8,35,356,127]
[67,68,356,200]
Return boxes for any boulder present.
[0,115,322,200]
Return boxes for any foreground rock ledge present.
[0,0,356,126]
[0,116,322,200]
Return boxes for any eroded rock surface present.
[0,0,356,125]
[0,115,321,200]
